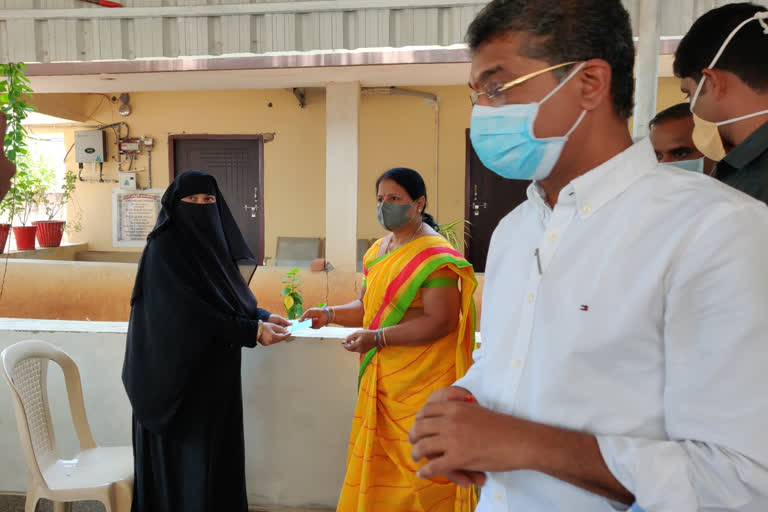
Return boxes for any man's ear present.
[578,59,612,112]
[701,68,729,100]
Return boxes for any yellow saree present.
[337,235,477,512]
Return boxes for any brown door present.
[465,129,530,273]
[170,135,265,263]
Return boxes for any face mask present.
[689,12,768,162]
[377,201,415,231]
[470,62,587,181]
[668,158,704,173]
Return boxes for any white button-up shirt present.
[455,139,768,511]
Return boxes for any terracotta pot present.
[12,225,37,251]
[33,220,66,248]
[0,224,10,254]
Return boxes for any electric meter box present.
[119,172,137,190]
[75,130,105,163]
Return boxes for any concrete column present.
[325,82,360,272]
[633,0,662,139]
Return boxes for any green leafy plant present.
[438,219,471,251]
[281,268,304,320]
[41,170,77,221]
[0,62,35,225]
[3,170,45,226]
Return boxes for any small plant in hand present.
[281,268,304,320]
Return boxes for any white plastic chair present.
[0,340,133,512]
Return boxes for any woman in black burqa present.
[122,170,290,512]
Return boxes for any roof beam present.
[0,0,488,20]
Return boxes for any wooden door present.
[170,135,265,263]
[464,129,530,273]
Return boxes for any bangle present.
[376,328,387,349]
[330,307,337,323]
[323,307,331,324]
[374,329,382,349]
[257,320,264,342]
[381,327,389,348]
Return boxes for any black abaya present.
[122,170,270,512]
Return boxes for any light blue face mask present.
[470,63,587,181]
[668,158,704,173]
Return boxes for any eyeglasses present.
[469,61,579,107]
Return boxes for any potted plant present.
[281,268,304,320]
[438,219,471,251]
[0,62,35,251]
[34,170,78,247]
[3,170,46,250]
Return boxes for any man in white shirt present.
[408,0,768,510]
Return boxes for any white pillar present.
[325,82,360,272]
[633,0,662,139]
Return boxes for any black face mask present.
[173,202,229,256]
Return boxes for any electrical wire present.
[63,143,74,163]
[84,94,110,124]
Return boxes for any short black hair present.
[674,3,768,91]
[649,102,692,130]
[465,0,635,119]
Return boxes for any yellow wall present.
[33,77,684,256]
[49,89,328,257]
[33,85,474,257]
[29,93,90,122]
[358,86,472,240]
[0,260,486,323]
[656,76,687,112]
[628,77,687,134]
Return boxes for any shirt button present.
[548,232,557,241]
[527,294,535,303]
[581,204,592,214]
[495,493,503,501]
[513,359,521,368]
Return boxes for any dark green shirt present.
[716,120,768,204]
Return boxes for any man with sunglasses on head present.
[409,1,768,511]
[675,3,768,204]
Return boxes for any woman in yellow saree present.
[302,168,477,512]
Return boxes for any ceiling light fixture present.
[118,93,132,117]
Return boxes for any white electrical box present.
[119,140,141,153]
[119,172,137,190]
[75,130,105,163]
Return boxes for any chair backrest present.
[356,238,374,273]
[0,340,97,488]
[274,237,323,268]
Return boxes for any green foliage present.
[0,63,36,225]
[0,63,34,166]
[3,169,45,226]
[41,170,78,221]
[438,219,471,251]
[281,268,304,320]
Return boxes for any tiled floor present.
[0,495,334,512]
[0,495,104,511]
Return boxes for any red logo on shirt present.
[580,305,589,311]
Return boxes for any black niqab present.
[123,170,269,434]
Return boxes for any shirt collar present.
[722,119,768,170]
[526,138,655,219]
